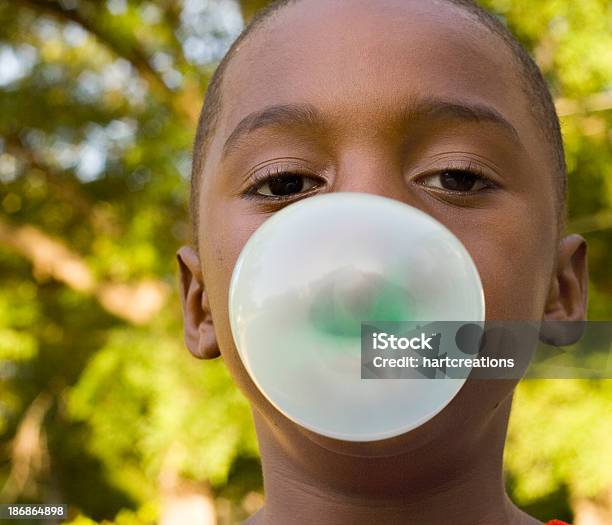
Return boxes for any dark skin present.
[177,1,589,523]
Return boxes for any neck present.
[247,393,538,525]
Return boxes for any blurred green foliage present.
[0,0,610,524]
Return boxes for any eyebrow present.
[222,104,322,159]
[408,98,522,143]
[221,98,522,159]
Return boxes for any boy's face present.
[179,0,587,454]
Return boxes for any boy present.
[177,0,588,523]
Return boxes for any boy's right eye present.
[247,171,322,199]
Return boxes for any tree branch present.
[0,393,52,503]
[0,216,169,324]
[556,91,612,117]
[19,0,200,125]
[567,211,612,234]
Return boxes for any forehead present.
[219,0,529,131]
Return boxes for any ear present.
[176,246,221,360]
[541,234,588,345]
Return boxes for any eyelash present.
[242,160,498,200]
[415,160,498,193]
[243,164,324,200]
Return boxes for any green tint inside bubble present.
[309,269,415,339]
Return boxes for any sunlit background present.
[0,1,611,524]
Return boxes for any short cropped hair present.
[190,0,567,243]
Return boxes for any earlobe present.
[541,234,588,345]
[176,246,221,360]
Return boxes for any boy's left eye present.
[253,173,320,197]
[418,169,493,192]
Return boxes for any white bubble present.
[229,193,485,442]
